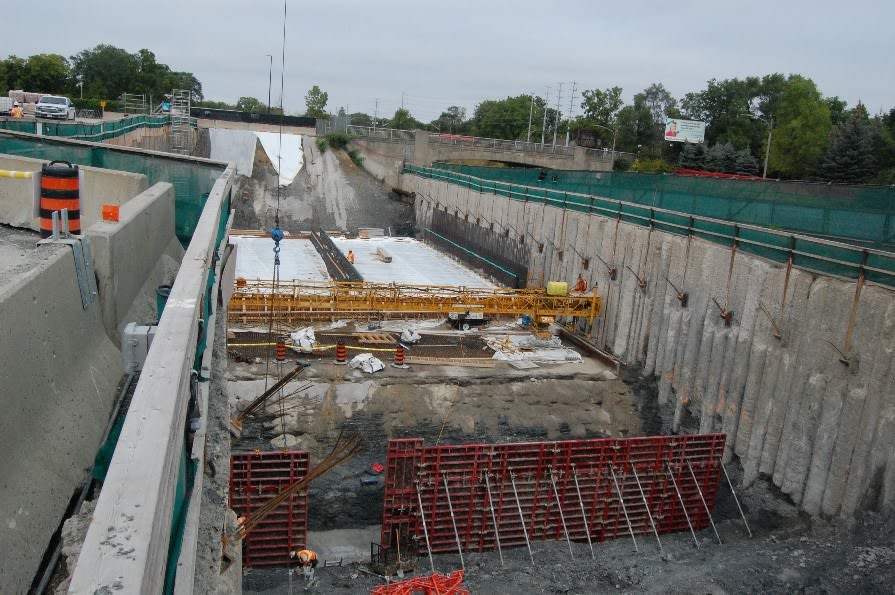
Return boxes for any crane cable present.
[260,0,290,441]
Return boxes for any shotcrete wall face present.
[406,175,895,518]
[0,248,121,588]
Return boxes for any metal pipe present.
[510,470,534,564]
[442,473,465,570]
[572,470,595,559]
[549,470,575,558]
[415,483,436,573]
[631,467,663,552]
[666,463,699,548]
[721,463,752,537]
[686,460,721,544]
[483,473,504,566]
[609,466,638,552]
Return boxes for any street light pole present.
[762,118,773,178]
[265,54,273,114]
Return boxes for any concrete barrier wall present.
[0,154,147,231]
[0,246,122,589]
[90,182,185,343]
[70,165,236,593]
[406,175,895,518]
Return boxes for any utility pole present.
[374,98,379,132]
[527,92,534,143]
[265,54,272,114]
[541,87,550,145]
[553,82,563,146]
[565,81,577,147]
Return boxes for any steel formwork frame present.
[230,450,310,567]
[380,434,726,555]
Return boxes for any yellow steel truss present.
[228,280,602,325]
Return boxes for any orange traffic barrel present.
[40,160,80,237]
[393,344,406,367]
[335,340,347,364]
[276,339,287,362]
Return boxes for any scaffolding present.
[228,280,603,326]
[119,93,147,114]
[169,89,193,155]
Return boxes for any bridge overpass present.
[334,125,622,172]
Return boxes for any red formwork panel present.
[230,450,311,567]
[380,434,726,555]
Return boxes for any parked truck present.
[0,97,12,116]
[35,95,75,120]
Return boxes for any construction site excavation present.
[2,116,894,595]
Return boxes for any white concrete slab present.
[230,236,329,282]
[332,237,496,287]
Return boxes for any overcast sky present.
[6,1,894,122]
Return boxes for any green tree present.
[22,54,70,95]
[768,75,831,178]
[70,45,137,100]
[816,104,877,183]
[469,94,538,140]
[679,142,706,170]
[304,85,328,119]
[432,106,467,133]
[705,142,737,173]
[349,112,373,127]
[734,148,760,175]
[236,96,264,113]
[579,86,623,127]
[615,94,657,156]
[387,107,421,130]
[640,83,678,125]
[682,76,760,147]
[1,56,27,92]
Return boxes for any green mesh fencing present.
[0,132,222,242]
[407,164,895,288]
[432,163,895,247]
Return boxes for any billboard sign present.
[664,118,705,143]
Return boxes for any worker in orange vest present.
[289,548,318,579]
[10,101,24,118]
[347,250,355,264]
[575,273,588,293]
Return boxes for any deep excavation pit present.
[231,142,894,593]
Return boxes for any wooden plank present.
[404,356,496,368]
[353,332,396,344]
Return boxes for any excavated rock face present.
[229,351,641,529]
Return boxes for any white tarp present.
[256,132,304,186]
[349,353,386,374]
[209,128,258,176]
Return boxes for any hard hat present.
[13,101,19,106]
[299,552,310,562]
[289,550,297,559]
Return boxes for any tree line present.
[0,46,201,112]
[3,46,893,184]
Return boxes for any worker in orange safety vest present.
[289,548,319,579]
[347,250,355,264]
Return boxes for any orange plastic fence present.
[370,570,468,595]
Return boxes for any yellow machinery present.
[228,280,602,326]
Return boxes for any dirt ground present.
[229,136,895,594]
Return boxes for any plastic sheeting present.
[256,132,304,187]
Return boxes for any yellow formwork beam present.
[228,280,603,326]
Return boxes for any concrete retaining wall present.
[0,246,122,589]
[0,154,147,232]
[406,175,895,518]
[90,182,184,344]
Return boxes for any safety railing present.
[406,165,895,288]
